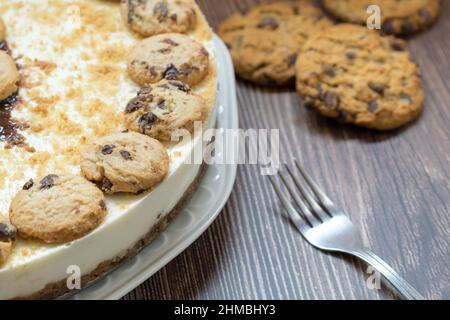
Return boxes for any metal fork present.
[268,160,424,300]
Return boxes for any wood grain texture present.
[123,0,450,300]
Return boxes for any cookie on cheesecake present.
[295,24,424,130]
[322,0,441,36]
[0,51,20,101]
[127,33,210,87]
[121,0,197,37]
[124,80,208,141]
[10,175,107,244]
[80,131,169,194]
[218,1,333,86]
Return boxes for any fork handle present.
[352,248,425,300]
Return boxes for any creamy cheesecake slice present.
[0,0,217,299]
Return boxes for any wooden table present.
[124,0,450,300]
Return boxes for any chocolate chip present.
[102,178,113,192]
[120,150,132,160]
[125,97,147,113]
[22,179,34,190]
[383,20,395,35]
[127,1,136,23]
[324,67,336,78]
[101,145,115,155]
[149,66,158,77]
[324,92,340,109]
[169,81,190,92]
[368,100,379,112]
[0,223,17,241]
[419,9,432,22]
[0,41,10,53]
[161,38,179,46]
[368,82,385,96]
[254,62,269,72]
[156,100,167,109]
[139,112,158,132]
[201,47,210,57]
[257,17,279,30]
[287,54,298,67]
[158,47,172,54]
[99,200,106,211]
[170,13,178,21]
[39,174,58,190]
[153,1,169,21]
[390,38,406,51]
[401,22,414,35]
[346,52,356,60]
[163,64,179,80]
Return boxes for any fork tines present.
[268,160,338,228]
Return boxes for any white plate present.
[67,35,239,300]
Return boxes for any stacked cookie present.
[1,0,212,264]
[219,1,333,86]
[322,0,441,36]
[219,0,441,130]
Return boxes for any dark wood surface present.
[123,0,450,300]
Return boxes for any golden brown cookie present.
[121,0,197,37]
[296,24,424,130]
[322,0,441,36]
[10,175,107,244]
[0,51,20,101]
[218,1,333,86]
[80,131,170,194]
[124,80,208,141]
[127,33,210,86]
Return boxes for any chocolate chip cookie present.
[218,1,333,86]
[127,33,210,87]
[0,51,20,101]
[124,80,208,141]
[80,131,169,194]
[296,24,424,130]
[121,0,197,37]
[9,175,107,243]
[322,0,441,36]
